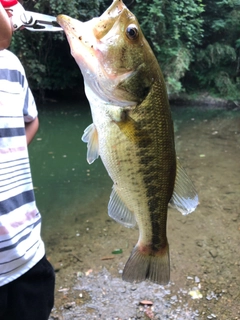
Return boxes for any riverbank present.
[40,90,240,111]
[169,92,240,110]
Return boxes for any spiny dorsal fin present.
[81,123,99,164]
[108,186,136,228]
[169,159,199,215]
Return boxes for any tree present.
[9,0,240,100]
[132,0,204,94]
[185,0,240,98]
[10,0,106,100]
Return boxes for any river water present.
[29,100,240,320]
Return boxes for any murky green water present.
[29,101,112,231]
[29,101,240,319]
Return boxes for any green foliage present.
[9,0,105,99]
[132,0,204,94]
[163,47,192,94]
[187,0,240,99]
[193,43,239,98]
[197,43,236,68]
[8,0,240,100]
[214,72,239,98]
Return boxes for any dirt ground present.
[44,107,240,320]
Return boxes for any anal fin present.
[108,186,136,228]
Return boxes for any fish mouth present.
[57,0,138,105]
[57,0,127,70]
[56,15,89,65]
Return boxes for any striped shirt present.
[0,49,45,286]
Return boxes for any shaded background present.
[10,0,240,102]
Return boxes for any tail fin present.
[122,243,170,285]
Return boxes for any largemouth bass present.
[57,0,198,285]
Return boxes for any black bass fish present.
[57,0,198,285]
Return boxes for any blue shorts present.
[0,255,55,320]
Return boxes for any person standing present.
[0,2,55,319]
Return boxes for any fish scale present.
[57,0,198,285]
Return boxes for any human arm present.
[25,117,39,145]
[0,2,12,49]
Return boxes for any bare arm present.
[0,3,12,50]
[25,117,39,145]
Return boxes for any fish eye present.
[126,24,139,40]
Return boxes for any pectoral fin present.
[112,110,152,146]
[169,159,199,215]
[81,123,99,164]
[108,186,136,228]
[107,107,139,144]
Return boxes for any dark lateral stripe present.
[0,127,25,138]
[0,190,35,216]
